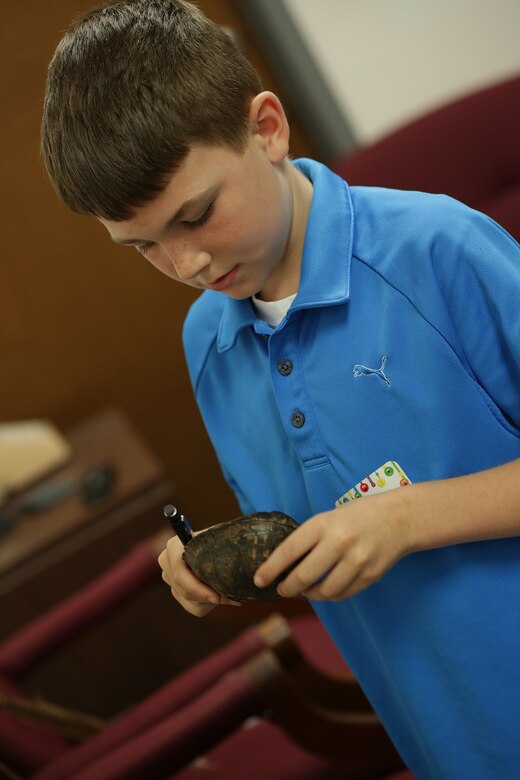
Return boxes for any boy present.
[41,1,520,777]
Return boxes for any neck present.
[256,160,313,302]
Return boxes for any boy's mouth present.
[206,265,239,291]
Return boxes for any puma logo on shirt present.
[353,355,391,387]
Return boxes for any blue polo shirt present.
[183,159,520,778]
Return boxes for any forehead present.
[99,142,239,241]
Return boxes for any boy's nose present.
[166,245,211,282]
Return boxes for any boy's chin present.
[219,280,263,300]
[224,289,256,301]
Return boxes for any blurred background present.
[0,0,519,757]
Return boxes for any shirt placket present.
[267,319,329,469]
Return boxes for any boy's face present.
[100,133,297,301]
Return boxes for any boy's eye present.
[136,241,154,255]
[182,201,215,230]
[133,200,215,254]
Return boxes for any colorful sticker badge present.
[335,461,411,507]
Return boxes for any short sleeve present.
[435,209,520,430]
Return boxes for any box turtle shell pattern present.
[182,511,298,602]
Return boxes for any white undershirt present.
[252,293,297,327]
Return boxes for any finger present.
[276,542,340,598]
[157,547,171,575]
[303,558,376,601]
[172,561,242,606]
[304,580,364,601]
[176,587,241,615]
[173,585,219,616]
[175,564,222,605]
[303,560,358,601]
[159,538,241,613]
[158,537,183,580]
[180,600,217,618]
[254,519,321,588]
[159,541,221,605]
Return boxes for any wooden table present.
[0,408,173,639]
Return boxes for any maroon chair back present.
[0,542,161,777]
[333,74,520,241]
[0,540,410,780]
[0,540,271,777]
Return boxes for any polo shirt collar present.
[217,158,353,352]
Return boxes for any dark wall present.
[0,1,317,530]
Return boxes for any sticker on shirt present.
[335,461,412,506]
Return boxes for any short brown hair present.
[41,0,262,220]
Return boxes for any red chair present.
[333,73,520,242]
[0,535,410,780]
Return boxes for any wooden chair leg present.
[0,691,104,742]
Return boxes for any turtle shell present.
[182,511,298,602]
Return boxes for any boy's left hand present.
[254,491,411,601]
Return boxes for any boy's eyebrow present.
[112,187,216,245]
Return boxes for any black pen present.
[163,504,194,546]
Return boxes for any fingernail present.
[253,575,264,587]
[229,601,242,607]
[277,586,285,597]
[208,597,219,605]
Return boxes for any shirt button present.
[291,411,305,428]
[278,359,292,376]
[261,334,269,340]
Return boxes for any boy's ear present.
[248,91,290,162]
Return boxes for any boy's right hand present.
[158,532,241,617]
